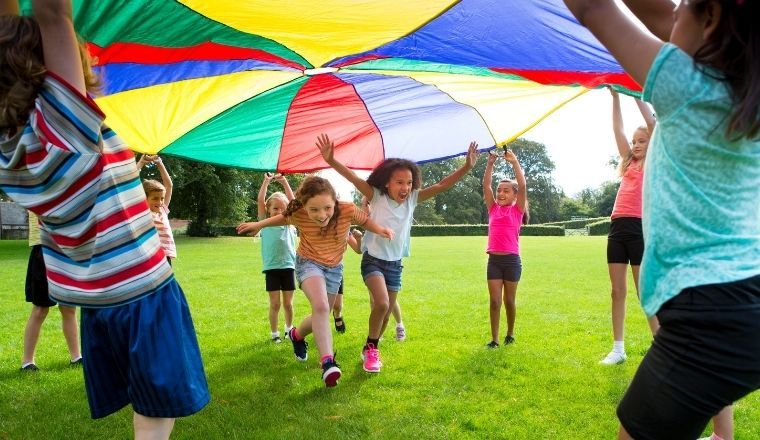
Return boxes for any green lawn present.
[0,236,757,439]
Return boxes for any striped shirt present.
[0,73,173,307]
[286,201,368,267]
[152,206,177,259]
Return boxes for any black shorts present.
[486,253,522,282]
[607,217,643,265]
[264,268,296,292]
[25,245,55,307]
[617,275,760,440]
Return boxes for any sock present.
[320,354,333,365]
[284,325,293,334]
[365,338,380,350]
[70,356,82,363]
[271,331,280,338]
[291,327,302,341]
[613,340,625,354]
[21,362,34,368]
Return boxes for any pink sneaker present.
[362,344,382,373]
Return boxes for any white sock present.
[613,341,625,354]
[396,322,404,327]
[284,326,293,334]
[271,331,280,338]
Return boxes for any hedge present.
[212,224,565,237]
[586,219,611,236]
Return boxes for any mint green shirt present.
[640,44,760,316]
[259,216,296,271]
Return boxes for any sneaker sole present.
[295,354,308,362]
[363,364,381,373]
[323,367,341,387]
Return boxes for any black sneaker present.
[20,363,39,372]
[288,328,308,361]
[503,335,515,345]
[334,316,346,334]
[321,356,342,387]
[272,335,282,344]
[70,357,83,366]
[486,341,500,349]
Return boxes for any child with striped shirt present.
[0,1,209,437]
[237,175,393,387]
[138,154,177,264]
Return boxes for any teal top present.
[640,43,760,316]
[259,216,296,271]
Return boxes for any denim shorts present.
[360,252,403,292]
[295,255,343,294]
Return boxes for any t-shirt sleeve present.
[32,73,106,155]
[349,203,368,226]
[643,43,707,121]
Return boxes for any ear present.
[702,0,722,40]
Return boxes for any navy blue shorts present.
[361,252,403,292]
[617,275,760,439]
[486,253,522,282]
[81,279,210,419]
[607,217,644,265]
[25,245,56,307]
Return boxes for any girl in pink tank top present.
[483,148,528,349]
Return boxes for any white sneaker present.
[599,350,627,365]
[395,323,406,341]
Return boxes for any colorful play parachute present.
[22,0,640,172]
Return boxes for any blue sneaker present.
[321,356,342,387]
[288,328,308,361]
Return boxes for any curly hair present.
[0,15,101,135]
[142,179,165,196]
[688,0,760,139]
[283,176,341,237]
[366,158,422,196]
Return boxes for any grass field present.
[0,236,757,439]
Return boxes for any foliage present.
[587,218,612,236]
[2,237,757,439]
[559,197,594,220]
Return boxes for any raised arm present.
[274,174,295,201]
[505,150,527,213]
[257,173,273,219]
[236,214,287,236]
[483,152,497,210]
[419,141,478,202]
[153,156,172,207]
[33,0,85,94]
[563,0,663,87]
[610,89,632,159]
[621,0,675,41]
[317,133,374,201]
[635,98,656,135]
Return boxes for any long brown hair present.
[688,0,760,139]
[0,16,101,135]
[283,176,341,237]
[366,158,422,195]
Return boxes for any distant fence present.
[0,202,28,240]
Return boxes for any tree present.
[559,197,594,220]
[506,139,564,224]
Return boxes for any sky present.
[325,88,652,200]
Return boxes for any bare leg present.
[366,275,389,340]
[133,413,175,440]
[282,291,294,328]
[58,305,80,360]
[22,305,49,365]
[379,291,398,337]
[267,291,281,333]
[298,277,333,358]
[631,265,659,335]
[487,279,504,343]
[712,405,734,440]
[608,263,629,343]
[618,425,634,440]
[392,300,402,324]
[332,293,343,319]
[503,281,518,337]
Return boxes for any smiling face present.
[267,197,287,217]
[304,193,335,227]
[385,168,414,203]
[495,181,517,206]
[631,128,650,160]
[147,190,165,213]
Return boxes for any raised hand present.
[487,150,498,166]
[316,133,335,163]
[465,141,478,169]
[274,173,287,184]
[236,221,261,236]
[504,149,518,165]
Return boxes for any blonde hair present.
[0,15,100,134]
[142,179,165,196]
[265,192,288,211]
[619,125,649,176]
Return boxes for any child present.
[0,2,209,437]
[318,133,477,372]
[21,211,81,371]
[563,1,760,438]
[331,230,362,334]
[600,89,660,365]
[257,172,296,343]
[236,175,393,387]
[482,149,527,348]
[137,154,177,264]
